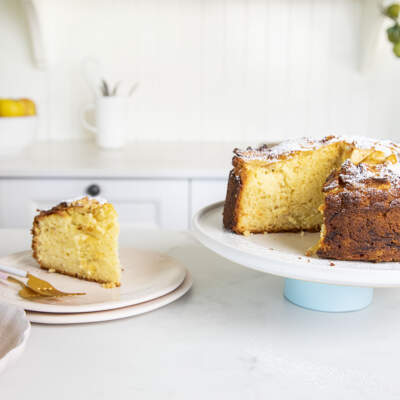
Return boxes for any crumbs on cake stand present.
[329,262,335,266]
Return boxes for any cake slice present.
[308,160,400,262]
[32,197,121,286]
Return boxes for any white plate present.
[0,248,186,313]
[0,303,31,375]
[193,202,400,287]
[27,271,192,324]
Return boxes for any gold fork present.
[0,265,85,298]
[7,275,84,299]
[6,276,54,299]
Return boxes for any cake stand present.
[192,202,400,312]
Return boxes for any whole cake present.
[32,197,121,286]
[223,135,400,262]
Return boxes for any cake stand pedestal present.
[283,279,373,312]
[193,202,400,313]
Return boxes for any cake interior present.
[234,142,388,234]
[33,200,121,285]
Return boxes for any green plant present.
[383,2,400,57]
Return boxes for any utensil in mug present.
[81,97,128,149]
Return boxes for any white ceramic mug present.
[81,97,128,149]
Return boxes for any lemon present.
[19,99,36,116]
[0,99,25,117]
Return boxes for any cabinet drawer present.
[0,179,189,229]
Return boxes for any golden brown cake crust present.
[38,263,121,286]
[316,161,400,262]
[223,164,244,233]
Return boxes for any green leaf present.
[393,41,400,57]
[385,3,400,20]
[387,23,400,43]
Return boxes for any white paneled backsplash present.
[1,0,400,143]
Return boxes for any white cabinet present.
[0,142,234,229]
[190,179,227,219]
[0,177,229,229]
[0,179,189,229]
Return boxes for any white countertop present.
[0,141,248,178]
[1,228,400,399]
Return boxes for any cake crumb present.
[329,262,335,266]
[48,268,56,273]
[300,230,304,237]
[102,282,117,289]
[307,259,310,263]
[298,256,302,260]
[268,247,275,251]
[243,230,251,237]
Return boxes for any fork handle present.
[0,273,23,288]
[0,265,27,278]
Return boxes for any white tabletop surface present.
[0,141,249,178]
[1,228,400,399]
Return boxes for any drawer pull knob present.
[86,184,101,197]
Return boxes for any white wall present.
[1,0,400,143]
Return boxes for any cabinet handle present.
[86,184,101,197]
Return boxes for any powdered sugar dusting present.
[324,160,400,191]
[235,135,400,163]
[235,137,325,161]
[350,136,400,157]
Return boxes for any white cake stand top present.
[193,202,400,288]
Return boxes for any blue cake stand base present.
[284,278,374,312]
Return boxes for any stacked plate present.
[0,248,192,324]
